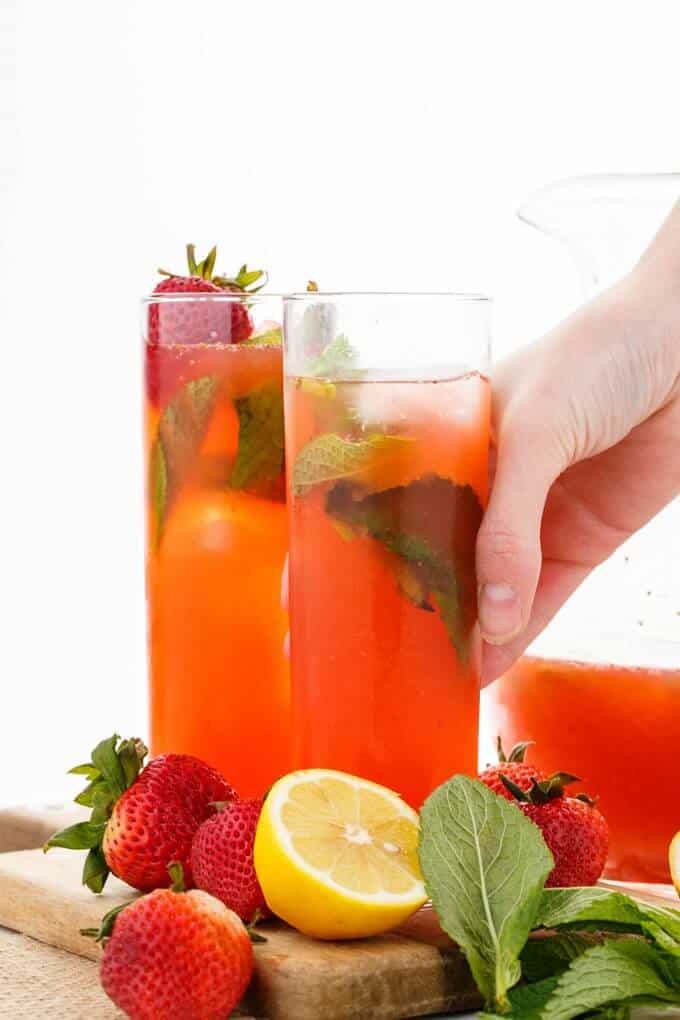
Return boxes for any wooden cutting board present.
[2,807,678,1020]
[0,836,480,1020]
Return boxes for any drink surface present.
[485,654,680,883]
[146,340,290,797]
[287,371,491,809]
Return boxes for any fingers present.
[481,558,589,685]
[476,412,567,651]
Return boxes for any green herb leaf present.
[231,382,284,493]
[292,432,413,497]
[241,326,282,347]
[150,375,220,544]
[520,931,603,983]
[536,887,680,956]
[305,334,361,378]
[44,820,107,852]
[503,940,680,1018]
[418,775,554,1011]
[326,475,483,661]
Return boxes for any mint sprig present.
[482,939,680,1019]
[419,775,554,1011]
[325,475,483,661]
[150,375,219,545]
[304,334,361,378]
[231,382,284,493]
[241,326,282,348]
[419,776,680,1016]
[292,432,412,497]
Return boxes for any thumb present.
[476,418,566,647]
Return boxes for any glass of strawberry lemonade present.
[283,293,491,808]
[144,252,289,796]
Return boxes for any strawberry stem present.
[167,861,186,893]
[44,735,148,893]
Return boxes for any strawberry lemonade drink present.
[284,294,491,808]
[485,641,680,883]
[144,249,289,796]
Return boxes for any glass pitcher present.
[483,174,680,884]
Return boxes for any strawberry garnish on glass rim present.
[148,244,267,347]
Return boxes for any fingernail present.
[478,583,522,644]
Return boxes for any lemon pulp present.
[254,769,427,939]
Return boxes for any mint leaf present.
[292,432,412,497]
[241,326,282,347]
[529,940,679,1017]
[150,375,219,544]
[418,775,554,1011]
[326,475,482,661]
[480,976,560,1019]
[482,940,680,1019]
[536,887,680,957]
[231,382,284,493]
[520,932,604,983]
[305,334,361,378]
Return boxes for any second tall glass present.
[284,294,491,808]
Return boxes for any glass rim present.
[141,292,283,305]
[284,290,491,303]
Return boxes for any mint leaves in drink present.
[325,475,483,661]
[304,334,361,378]
[419,775,554,1010]
[418,775,680,1016]
[150,375,219,544]
[231,382,285,494]
[292,432,412,496]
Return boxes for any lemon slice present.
[253,769,427,939]
[670,831,680,897]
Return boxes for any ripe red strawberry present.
[148,244,263,345]
[478,737,547,801]
[45,735,238,893]
[191,799,267,923]
[96,865,253,1020]
[146,245,267,406]
[500,773,609,887]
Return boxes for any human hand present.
[477,227,680,685]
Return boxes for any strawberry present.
[191,798,267,923]
[146,245,267,407]
[500,772,609,887]
[45,735,238,893]
[478,737,547,801]
[93,864,253,1020]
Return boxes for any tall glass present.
[143,293,290,797]
[283,294,491,808]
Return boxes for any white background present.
[1,0,679,803]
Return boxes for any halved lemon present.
[253,769,427,939]
[670,831,680,897]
